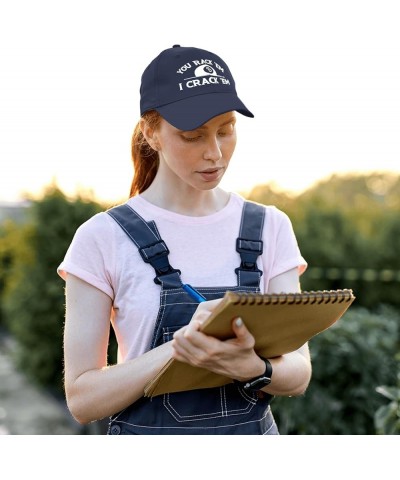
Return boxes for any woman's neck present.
[140,178,230,217]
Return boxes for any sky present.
[1,0,399,205]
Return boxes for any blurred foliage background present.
[0,172,399,434]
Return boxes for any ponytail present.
[129,110,162,197]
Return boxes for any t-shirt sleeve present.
[57,213,115,299]
[266,207,307,279]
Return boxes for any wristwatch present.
[235,357,273,391]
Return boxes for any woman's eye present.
[182,135,201,142]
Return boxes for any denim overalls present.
[106,200,278,435]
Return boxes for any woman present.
[58,45,311,435]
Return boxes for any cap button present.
[172,44,180,48]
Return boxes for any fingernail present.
[235,317,243,327]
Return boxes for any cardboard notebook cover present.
[144,289,355,397]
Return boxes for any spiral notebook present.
[144,289,355,397]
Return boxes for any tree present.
[2,186,104,393]
[0,220,34,328]
[247,172,400,308]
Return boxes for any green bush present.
[2,187,104,393]
[273,305,400,434]
[0,221,34,328]
[374,359,400,435]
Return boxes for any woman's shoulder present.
[233,193,290,223]
[73,209,120,241]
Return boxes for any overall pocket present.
[162,325,259,423]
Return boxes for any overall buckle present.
[139,240,181,284]
[235,237,263,276]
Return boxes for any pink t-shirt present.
[58,192,307,362]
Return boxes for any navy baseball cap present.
[140,45,254,130]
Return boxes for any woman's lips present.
[197,167,223,182]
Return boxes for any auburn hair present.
[129,110,162,197]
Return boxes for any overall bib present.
[106,200,278,435]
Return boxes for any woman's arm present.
[262,267,311,396]
[172,267,312,397]
[63,274,173,424]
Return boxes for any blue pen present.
[182,284,207,303]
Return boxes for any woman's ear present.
[140,118,160,151]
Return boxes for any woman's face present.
[153,111,237,192]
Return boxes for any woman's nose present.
[203,137,222,162]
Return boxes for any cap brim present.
[155,92,254,130]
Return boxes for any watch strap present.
[235,357,272,391]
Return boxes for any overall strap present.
[235,201,265,288]
[107,204,182,288]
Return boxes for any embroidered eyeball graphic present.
[194,65,218,77]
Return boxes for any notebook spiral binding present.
[231,289,355,306]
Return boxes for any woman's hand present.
[171,266,312,397]
[171,300,265,382]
